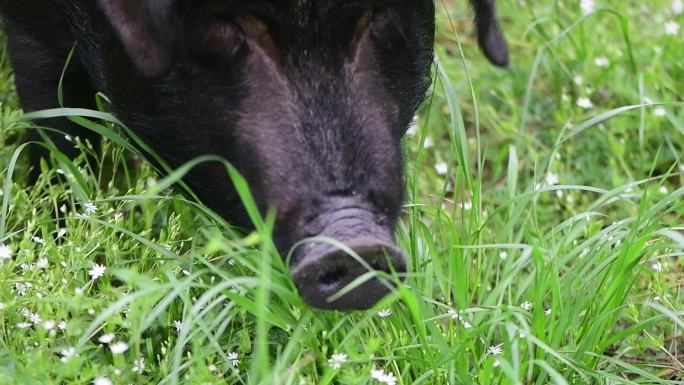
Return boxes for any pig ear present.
[469,0,509,67]
[97,0,181,76]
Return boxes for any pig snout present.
[289,205,406,311]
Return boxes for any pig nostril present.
[319,266,347,287]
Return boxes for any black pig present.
[0,0,508,310]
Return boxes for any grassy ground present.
[0,1,683,384]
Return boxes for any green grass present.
[1,1,683,384]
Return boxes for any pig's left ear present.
[469,0,509,67]
[97,0,182,77]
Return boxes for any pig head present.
[24,0,508,309]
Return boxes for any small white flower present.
[16,322,32,329]
[487,344,504,356]
[434,162,448,175]
[423,136,434,148]
[377,308,392,318]
[132,357,146,373]
[57,228,67,239]
[573,75,584,85]
[60,347,77,363]
[594,56,610,67]
[83,202,98,216]
[674,0,684,15]
[0,303,5,310]
[172,320,184,332]
[520,301,533,310]
[29,312,41,325]
[227,351,240,367]
[207,364,218,372]
[447,309,473,328]
[13,282,31,296]
[35,257,48,269]
[654,107,667,117]
[43,320,56,330]
[98,333,115,344]
[499,251,508,260]
[110,341,129,354]
[544,308,552,316]
[406,115,419,136]
[370,368,397,385]
[658,186,668,194]
[113,212,124,222]
[580,0,595,14]
[665,21,680,35]
[328,352,348,369]
[545,172,559,186]
[92,377,113,385]
[58,320,68,331]
[0,244,13,261]
[75,287,84,295]
[459,201,473,210]
[32,236,45,245]
[577,97,594,109]
[89,264,106,280]
[649,261,663,272]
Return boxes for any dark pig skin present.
[0,0,507,310]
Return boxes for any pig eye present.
[186,14,246,67]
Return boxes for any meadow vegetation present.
[0,1,682,384]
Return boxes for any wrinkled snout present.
[290,207,406,310]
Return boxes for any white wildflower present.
[577,97,594,109]
[0,303,5,310]
[83,202,98,216]
[447,309,473,328]
[580,0,595,14]
[132,357,147,373]
[370,368,397,385]
[328,353,348,369]
[406,115,419,136]
[499,251,508,260]
[0,244,13,261]
[227,351,240,367]
[377,308,392,318]
[75,287,84,295]
[545,172,559,186]
[172,320,184,333]
[89,264,106,280]
[56,228,67,239]
[32,236,45,245]
[487,343,504,356]
[98,333,115,344]
[423,136,434,148]
[674,0,684,15]
[13,282,31,296]
[665,21,680,35]
[654,107,667,117]
[573,75,584,85]
[35,257,48,269]
[16,322,32,329]
[207,364,218,372]
[29,312,41,325]
[544,308,552,316]
[92,377,113,385]
[60,347,77,363]
[43,320,56,330]
[520,301,533,310]
[594,56,610,67]
[58,320,68,330]
[109,341,129,354]
[434,162,448,175]
[658,186,668,194]
[649,261,663,272]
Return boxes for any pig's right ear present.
[97,0,182,77]
[469,0,509,67]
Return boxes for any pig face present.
[92,0,507,310]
